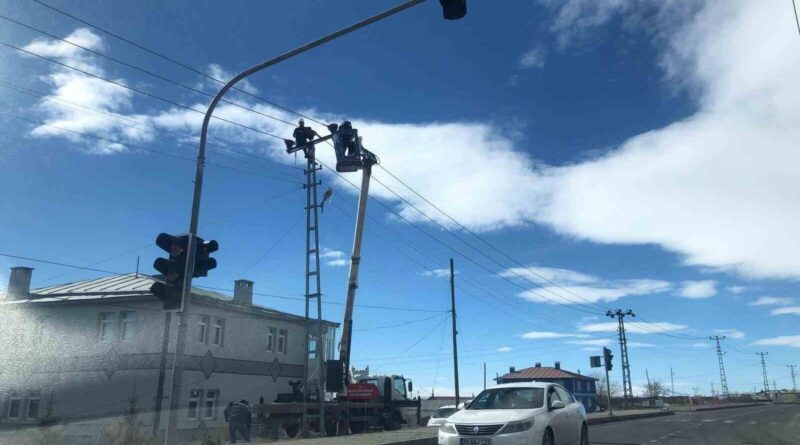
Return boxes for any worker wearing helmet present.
[293,118,319,149]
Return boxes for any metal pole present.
[163,2,427,442]
[152,312,171,435]
[645,368,651,402]
[788,365,797,391]
[483,363,486,390]
[450,258,460,406]
[670,367,675,396]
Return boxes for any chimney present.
[554,361,561,370]
[6,267,33,300]
[233,279,253,308]
[535,362,541,368]
[509,366,516,373]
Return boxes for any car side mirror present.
[550,400,566,410]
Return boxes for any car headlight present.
[499,419,534,434]
[439,422,457,434]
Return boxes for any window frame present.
[188,389,202,420]
[277,328,288,354]
[197,316,209,344]
[203,390,218,420]
[211,318,224,347]
[32,316,49,344]
[119,311,136,341]
[26,396,40,420]
[7,395,21,420]
[267,327,276,352]
[98,312,115,342]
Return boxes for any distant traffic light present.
[439,0,467,20]
[603,347,614,371]
[193,238,219,278]
[151,233,189,311]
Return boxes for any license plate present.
[460,439,491,445]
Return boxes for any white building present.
[0,267,337,443]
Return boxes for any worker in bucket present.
[224,399,252,443]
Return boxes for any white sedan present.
[428,405,459,427]
[438,382,588,445]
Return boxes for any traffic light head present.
[439,0,467,20]
[603,347,614,371]
[152,232,190,311]
[193,238,219,278]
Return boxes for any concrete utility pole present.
[607,309,635,408]
[163,1,433,443]
[756,352,770,395]
[709,335,730,399]
[450,258,460,406]
[788,364,797,392]
[483,362,486,390]
[646,368,652,401]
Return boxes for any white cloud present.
[520,331,589,340]
[496,346,513,353]
[726,286,747,294]
[691,342,709,348]
[320,248,348,267]
[713,329,745,339]
[626,341,656,348]
[679,280,717,299]
[567,339,612,346]
[750,296,793,306]
[501,266,598,284]
[519,45,547,69]
[202,64,260,95]
[752,336,800,349]
[423,268,454,279]
[770,307,800,316]
[579,321,687,334]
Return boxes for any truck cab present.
[356,374,413,402]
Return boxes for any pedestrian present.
[224,399,252,444]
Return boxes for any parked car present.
[438,382,588,445]
[427,405,459,427]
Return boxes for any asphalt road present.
[589,404,800,445]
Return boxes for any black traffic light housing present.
[151,233,189,311]
[193,238,218,278]
[603,347,614,371]
[440,0,467,20]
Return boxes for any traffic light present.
[193,238,218,278]
[439,0,467,20]
[603,347,614,371]
[151,233,189,311]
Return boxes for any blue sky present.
[1,0,799,397]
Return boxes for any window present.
[393,377,407,398]
[197,316,209,344]
[99,312,115,341]
[266,327,276,352]
[120,311,136,341]
[32,316,49,344]
[576,380,582,392]
[188,389,202,420]
[467,388,544,410]
[203,390,218,419]
[277,328,288,354]
[7,396,21,419]
[211,318,224,347]
[26,396,40,419]
[555,386,573,403]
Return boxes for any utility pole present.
[607,309,634,408]
[709,335,730,399]
[787,364,797,392]
[450,258,460,406]
[483,363,486,390]
[670,368,675,395]
[160,1,453,443]
[710,382,715,397]
[756,352,770,395]
[645,368,652,401]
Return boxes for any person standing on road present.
[224,399,252,443]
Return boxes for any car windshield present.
[432,408,458,418]
[467,388,544,410]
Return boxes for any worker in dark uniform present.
[224,399,252,443]
[338,121,360,158]
[292,119,319,149]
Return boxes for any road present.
[589,404,800,445]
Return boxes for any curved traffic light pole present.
[163,1,429,443]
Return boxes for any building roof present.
[499,366,597,381]
[3,273,338,327]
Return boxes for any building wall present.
[0,296,335,442]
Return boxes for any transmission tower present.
[756,352,769,395]
[709,335,730,399]
[788,364,797,392]
[607,309,635,407]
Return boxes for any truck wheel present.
[284,421,300,438]
[384,412,401,431]
[349,421,366,434]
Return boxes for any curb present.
[587,410,673,425]
[694,403,767,412]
